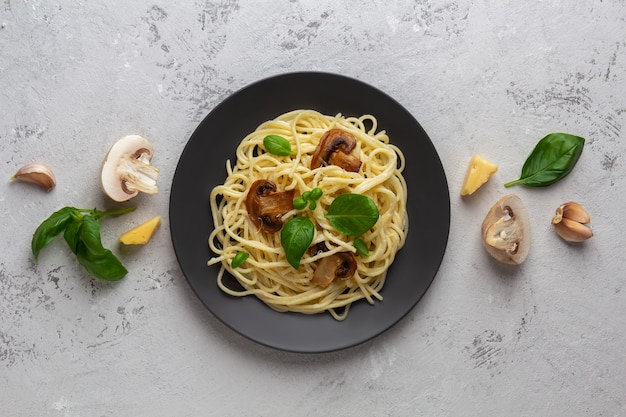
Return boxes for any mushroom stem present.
[481,194,530,265]
[100,135,160,202]
[120,154,159,194]
[484,206,521,253]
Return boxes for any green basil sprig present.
[263,135,292,156]
[280,216,314,269]
[231,251,249,268]
[280,193,379,269]
[32,206,136,281]
[326,194,379,236]
[504,133,585,187]
[353,237,370,257]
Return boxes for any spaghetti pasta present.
[208,109,408,320]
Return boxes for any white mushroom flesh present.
[484,207,522,253]
[119,150,159,194]
[481,194,530,265]
[101,135,160,202]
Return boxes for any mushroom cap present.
[245,179,295,233]
[310,251,357,288]
[101,135,155,202]
[310,129,362,172]
[481,194,530,265]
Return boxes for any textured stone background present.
[1,1,625,416]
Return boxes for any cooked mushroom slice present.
[246,179,295,233]
[310,129,362,172]
[481,194,530,265]
[101,135,160,202]
[308,242,328,257]
[310,252,357,288]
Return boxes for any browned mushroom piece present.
[246,179,295,233]
[308,242,328,257]
[310,129,362,172]
[310,252,357,288]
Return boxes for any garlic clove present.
[11,163,56,191]
[553,218,593,242]
[552,202,593,242]
[558,201,591,224]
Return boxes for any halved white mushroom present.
[481,194,530,265]
[101,135,160,202]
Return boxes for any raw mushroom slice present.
[481,194,530,265]
[101,135,160,202]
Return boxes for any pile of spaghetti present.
[208,109,408,320]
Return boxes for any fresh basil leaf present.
[504,133,585,187]
[326,194,379,236]
[75,245,128,281]
[63,217,84,254]
[281,217,315,269]
[79,216,107,255]
[354,238,370,257]
[74,216,127,281]
[231,251,249,268]
[263,135,292,156]
[32,206,133,281]
[32,207,80,260]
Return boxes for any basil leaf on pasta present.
[263,135,292,156]
[326,194,379,237]
[231,251,249,268]
[354,238,370,257]
[281,217,315,269]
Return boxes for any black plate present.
[170,72,450,353]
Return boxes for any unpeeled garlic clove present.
[552,202,593,242]
[11,163,56,191]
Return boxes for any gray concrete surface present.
[1,1,625,415]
